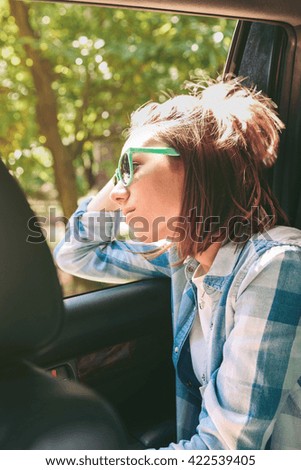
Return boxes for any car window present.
[1,0,235,296]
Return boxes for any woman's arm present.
[164,246,301,450]
[53,183,171,284]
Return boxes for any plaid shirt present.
[54,198,301,450]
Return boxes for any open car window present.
[1,0,235,296]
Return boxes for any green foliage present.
[0,0,235,199]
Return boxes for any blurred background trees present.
[0,0,235,294]
[1,0,235,217]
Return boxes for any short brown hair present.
[129,76,289,260]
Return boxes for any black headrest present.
[0,159,64,358]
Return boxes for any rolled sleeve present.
[53,198,171,283]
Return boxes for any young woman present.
[54,77,301,450]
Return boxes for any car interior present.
[0,0,300,450]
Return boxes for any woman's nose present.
[110,181,129,205]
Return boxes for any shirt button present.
[174,346,179,353]
[186,380,192,387]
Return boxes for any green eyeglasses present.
[113,147,180,187]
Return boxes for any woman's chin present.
[131,231,156,243]
[128,219,170,243]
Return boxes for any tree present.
[9,0,78,217]
[1,0,235,217]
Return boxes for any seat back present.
[0,159,125,449]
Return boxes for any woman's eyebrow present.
[132,151,150,158]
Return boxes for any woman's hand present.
[87,178,120,212]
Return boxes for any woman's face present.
[110,128,185,243]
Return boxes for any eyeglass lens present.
[120,152,131,185]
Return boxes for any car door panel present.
[35,279,172,365]
[34,278,175,446]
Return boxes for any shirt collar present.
[202,242,245,293]
[206,241,244,277]
[182,226,301,292]
[184,241,243,280]
[204,226,301,277]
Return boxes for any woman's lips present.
[124,209,135,222]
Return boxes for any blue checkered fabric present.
[54,198,301,449]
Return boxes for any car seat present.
[0,159,126,449]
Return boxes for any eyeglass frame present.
[113,147,180,187]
